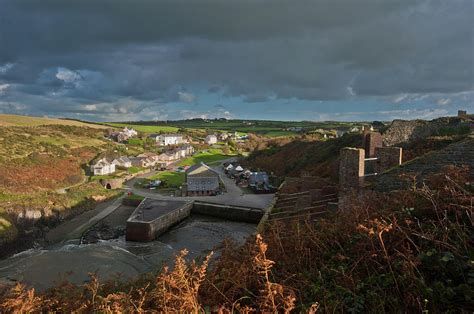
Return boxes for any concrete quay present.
[126,199,193,242]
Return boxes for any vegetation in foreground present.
[1,166,471,312]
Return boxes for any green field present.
[148,171,185,187]
[104,123,180,133]
[127,166,143,174]
[176,149,235,166]
[104,119,363,137]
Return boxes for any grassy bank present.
[177,149,236,166]
[145,171,185,188]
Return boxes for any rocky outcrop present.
[382,117,468,146]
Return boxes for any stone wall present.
[339,148,364,189]
[373,136,474,191]
[364,132,383,157]
[192,202,263,223]
[126,202,192,242]
[100,178,123,189]
[374,147,402,174]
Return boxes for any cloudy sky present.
[0,0,473,122]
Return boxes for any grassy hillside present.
[0,122,120,253]
[243,133,364,181]
[0,125,106,163]
[0,114,108,129]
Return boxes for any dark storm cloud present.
[0,0,473,120]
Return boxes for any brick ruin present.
[374,147,403,174]
[458,110,467,118]
[363,132,383,158]
[339,148,365,189]
[339,144,403,190]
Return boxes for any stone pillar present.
[339,148,365,190]
[375,147,402,173]
[363,132,383,158]
[181,183,188,196]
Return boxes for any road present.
[57,159,274,242]
[124,160,275,209]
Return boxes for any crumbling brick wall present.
[339,148,365,189]
[364,132,383,157]
[375,147,402,174]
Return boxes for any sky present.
[0,0,473,122]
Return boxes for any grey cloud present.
[0,0,472,120]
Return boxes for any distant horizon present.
[1,110,467,125]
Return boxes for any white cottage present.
[205,134,218,145]
[91,158,116,175]
[112,157,132,168]
[152,134,184,146]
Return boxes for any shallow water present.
[0,215,255,291]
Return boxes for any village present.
[90,127,276,198]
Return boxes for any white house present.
[91,158,116,176]
[152,134,184,146]
[122,127,138,138]
[205,134,218,145]
[112,156,132,168]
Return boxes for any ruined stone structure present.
[374,136,474,192]
[382,117,469,146]
[458,110,467,118]
[363,132,383,157]
[339,146,403,190]
[339,148,365,189]
[374,147,403,174]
